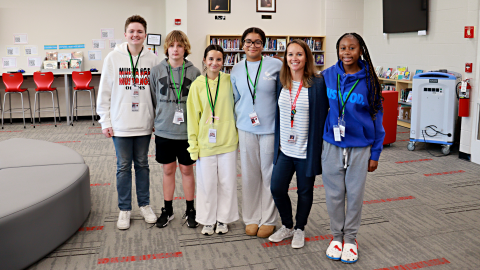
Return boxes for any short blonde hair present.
[163,30,192,58]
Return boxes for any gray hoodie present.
[150,59,201,140]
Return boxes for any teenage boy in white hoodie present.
[97,15,160,230]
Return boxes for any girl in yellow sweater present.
[187,45,239,235]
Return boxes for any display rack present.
[207,35,325,74]
[379,78,413,128]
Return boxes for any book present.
[46,51,58,61]
[315,54,324,65]
[71,51,83,59]
[375,66,383,77]
[415,69,423,75]
[70,59,82,69]
[43,60,58,69]
[314,40,322,51]
[60,61,69,69]
[385,68,393,79]
[403,71,411,80]
[58,53,71,62]
[277,39,286,51]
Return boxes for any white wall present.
[363,0,479,155]
[186,0,326,70]
[0,0,165,118]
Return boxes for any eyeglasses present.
[243,39,263,48]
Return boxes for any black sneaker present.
[156,207,174,228]
[183,209,199,228]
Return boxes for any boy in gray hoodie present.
[149,30,201,228]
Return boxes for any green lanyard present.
[205,73,220,123]
[245,57,263,105]
[127,46,143,86]
[169,61,185,106]
[337,74,359,118]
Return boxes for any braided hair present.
[336,33,383,120]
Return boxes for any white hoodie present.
[97,42,160,136]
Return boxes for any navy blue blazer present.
[273,74,329,177]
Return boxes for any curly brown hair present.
[124,15,147,33]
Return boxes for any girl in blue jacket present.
[322,33,385,263]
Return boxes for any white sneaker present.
[268,225,294,242]
[291,229,305,248]
[117,210,131,230]
[202,224,215,235]
[139,205,157,224]
[215,222,228,234]
[326,240,343,260]
[341,240,358,263]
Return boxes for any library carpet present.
[1,120,479,270]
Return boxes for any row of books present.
[224,53,246,66]
[44,51,83,70]
[263,38,286,51]
[210,38,240,50]
[288,37,322,51]
[376,66,424,80]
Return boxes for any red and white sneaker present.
[326,240,343,260]
[341,240,358,263]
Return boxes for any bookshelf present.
[207,35,325,74]
[378,78,412,128]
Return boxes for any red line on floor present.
[396,158,432,164]
[363,196,415,204]
[262,234,333,248]
[85,133,103,135]
[173,196,196,200]
[424,170,465,177]
[288,185,323,191]
[97,252,183,264]
[398,139,410,141]
[78,226,104,231]
[55,141,81,143]
[0,130,23,132]
[90,183,111,186]
[373,257,450,270]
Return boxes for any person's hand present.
[102,127,114,138]
[215,5,220,9]
[368,159,378,172]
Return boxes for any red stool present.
[2,73,33,129]
[33,72,61,127]
[71,71,96,126]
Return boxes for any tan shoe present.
[257,225,275,238]
[245,224,259,236]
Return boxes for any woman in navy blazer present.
[268,39,329,249]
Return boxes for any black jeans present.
[270,151,315,230]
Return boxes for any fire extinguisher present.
[458,79,470,117]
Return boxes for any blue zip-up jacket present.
[273,74,329,177]
[322,60,385,161]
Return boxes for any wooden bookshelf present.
[207,35,326,73]
[379,77,413,128]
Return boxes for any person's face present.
[168,41,185,61]
[243,33,263,60]
[286,43,306,74]
[124,22,146,47]
[203,50,224,73]
[338,36,362,68]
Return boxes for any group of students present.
[97,15,385,264]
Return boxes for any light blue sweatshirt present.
[231,57,282,134]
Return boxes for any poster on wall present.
[208,0,231,13]
[92,39,106,49]
[13,33,28,44]
[24,46,38,56]
[101,28,114,39]
[6,46,20,56]
[256,0,276,13]
[109,39,123,49]
[88,50,102,61]
[2,57,17,68]
[28,57,42,67]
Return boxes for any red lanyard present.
[289,81,303,128]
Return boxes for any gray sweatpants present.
[321,141,371,244]
[238,129,279,226]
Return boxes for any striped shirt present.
[279,81,309,159]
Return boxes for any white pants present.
[238,129,278,226]
[195,150,239,225]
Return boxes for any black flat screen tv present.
[383,0,428,33]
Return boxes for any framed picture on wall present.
[257,0,276,13]
[209,0,231,13]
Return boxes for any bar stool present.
[33,72,61,128]
[2,73,33,129]
[71,71,96,126]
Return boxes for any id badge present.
[333,125,342,142]
[132,85,140,103]
[132,102,139,112]
[288,130,296,144]
[208,128,217,143]
[338,118,346,137]
[249,111,260,126]
[173,109,184,125]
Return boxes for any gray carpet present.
[1,119,479,270]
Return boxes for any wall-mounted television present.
[383,0,428,33]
